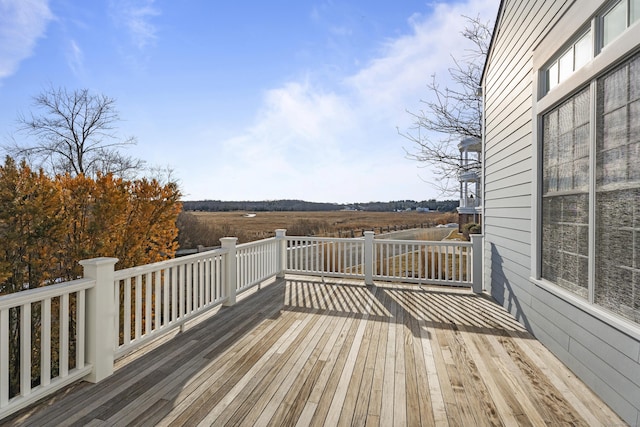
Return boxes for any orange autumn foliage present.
[0,156,182,294]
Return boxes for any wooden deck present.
[4,276,625,426]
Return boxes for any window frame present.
[601,0,640,48]
[543,29,593,94]
[602,0,628,47]
[541,0,640,97]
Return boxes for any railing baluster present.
[124,278,131,345]
[77,290,85,369]
[114,280,120,349]
[458,245,462,281]
[177,265,184,327]
[237,251,243,291]
[199,260,205,308]
[194,262,200,310]
[431,244,435,279]
[419,244,423,280]
[60,293,69,378]
[253,247,258,282]
[154,270,161,330]
[41,298,51,387]
[186,262,192,314]
[135,275,142,340]
[0,308,8,407]
[171,267,177,323]
[244,248,248,290]
[163,268,169,326]
[204,258,210,305]
[20,303,32,397]
[404,243,408,278]
[145,272,152,335]
[215,255,220,301]
[252,246,257,284]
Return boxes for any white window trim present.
[532,8,640,339]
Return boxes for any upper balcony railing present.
[0,229,483,420]
[459,196,482,209]
[459,170,479,181]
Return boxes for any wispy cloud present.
[66,39,84,76]
[0,0,53,82]
[186,0,498,202]
[109,0,160,50]
[347,0,497,117]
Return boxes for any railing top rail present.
[114,247,229,280]
[373,239,472,247]
[0,277,95,310]
[285,236,365,243]
[236,236,277,250]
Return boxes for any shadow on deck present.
[4,276,624,426]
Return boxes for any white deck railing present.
[0,229,482,420]
[0,278,94,418]
[284,235,476,287]
[285,236,366,278]
[374,239,473,286]
[113,248,229,358]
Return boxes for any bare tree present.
[6,86,144,177]
[400,16,492,195]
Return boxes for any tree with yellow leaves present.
[0,156,181,397]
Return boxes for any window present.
[595,55,640,323]
[548,62,559,91]
[603,1,627,45]
[543,0,640,96]
[545,31,592,93]
[574,32,592,69]
[602,0,640,47]
[541,52,640,324]
[633,0,640,21]
[542,89,590,298]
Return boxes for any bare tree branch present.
[400,15,491,196]
[5,86,144,178]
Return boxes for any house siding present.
[483,0,640,425]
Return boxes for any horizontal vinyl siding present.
[484,0,565,95]
[483,0,640,424]
[484,193,531,208]
[484,105,532,158]
[483,0,568,297]
[529,286,640,422]
[485,175,531,195]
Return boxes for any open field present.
[192,210,455,235]
[181,211,458,247]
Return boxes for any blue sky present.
[0,0,497,203]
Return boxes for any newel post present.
[364,231,374,286]
[80,257,118,383]
[470,234,484,294]
[221,237,238,306]
[275,229,287,278]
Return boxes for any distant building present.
[457,137,481,229]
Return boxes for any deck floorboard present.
[3,276,626,427]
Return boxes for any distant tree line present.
[183,199,459,213]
